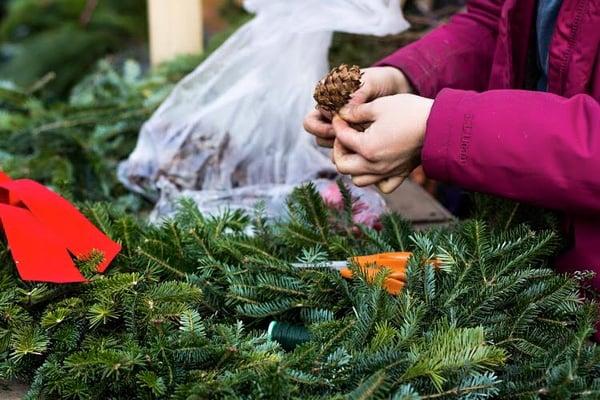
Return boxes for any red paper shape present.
[0,174,121,283]
[0,172,10,183]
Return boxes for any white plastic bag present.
[118,0,409,220]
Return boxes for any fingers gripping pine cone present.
[313,65,370,131]
[314,65,396,193]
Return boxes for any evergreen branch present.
[381,213,412,251]
[135,247,186,278]
[503,203,520,230]
[30,107,151,134]
[420,383,497,399]
[347,370,389,400]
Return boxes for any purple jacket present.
[377,0,600,289]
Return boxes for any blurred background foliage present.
[0,0,147,99]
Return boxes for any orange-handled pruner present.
[292,252,412,295]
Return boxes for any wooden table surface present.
[383,180,455,228]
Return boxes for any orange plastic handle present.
[383,278,405,295]
[339,267,405,295]
[352,252,411,274]
[339,266,406,282]
[339,252,442,295]
[339,252,413,295]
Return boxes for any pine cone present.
[314,64,363,114]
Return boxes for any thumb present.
[338,103,375,124]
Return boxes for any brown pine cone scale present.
[313,64,363,113]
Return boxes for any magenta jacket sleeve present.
[423,88,600,215]
[375,0,504,98]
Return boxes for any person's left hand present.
[331,94,434,193]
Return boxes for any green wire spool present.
[267,321,312,350]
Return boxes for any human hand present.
[331,94,434,193]
[303,67,412,148]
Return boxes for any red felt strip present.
[0,179,121,273]
[0,204,85,283]
[0,172,11,183]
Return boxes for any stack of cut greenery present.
[0,184,598,399]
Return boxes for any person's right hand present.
[303,66,412,148]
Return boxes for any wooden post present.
[147,0,203,65]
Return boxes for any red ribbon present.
[0,172,121,283]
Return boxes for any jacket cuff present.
[374,46,437,98]
[421,88,471,183]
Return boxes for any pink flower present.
[320,182,344,210]
[353,200,383,230]
[320,183,383,230]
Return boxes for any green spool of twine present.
[268,321,312,350]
